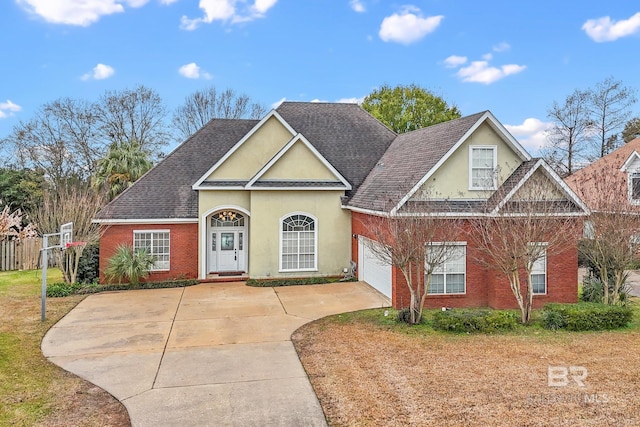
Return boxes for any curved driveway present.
[42,281,390,427]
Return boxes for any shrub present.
[542,303,633,331]
[47,282,80,297]
[104,244,155,286]
[80,278,199,293]
[76,243,99,284]
[580,277,604,303]
[246,276,346,287]
[432,309,518,333]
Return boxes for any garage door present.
[358,236,392,298]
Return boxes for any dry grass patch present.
[293,308,640,427]
[0,269,129,426]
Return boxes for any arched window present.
[281,214,316,271]
[211,211,244,227]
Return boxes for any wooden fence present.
[0,239,42,271]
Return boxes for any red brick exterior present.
[352,212,579,310]
[99,223,198,283]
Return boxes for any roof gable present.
[620,150,640,172]
[347,111,532,214]
[246,134,351,190]
[193,110,296,188]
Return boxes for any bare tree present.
[172,86,266,140]
[623,117,640,143]
[543,89,592,176]
[3,98,104,183]
[570,166,640,305]
[588,77,637,158]
[30,184,105,283]
[95,85,170,157]
[359,207,461,324]
[0,201,36,242]
[469,169,580,323]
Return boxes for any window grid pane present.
[281,216,316,270]
[134,231,170,271]
[471,148,495,188]
[427,245,466,294]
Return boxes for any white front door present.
[208,210,247,273]
[218,231,239,271]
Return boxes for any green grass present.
[0,268,83,425]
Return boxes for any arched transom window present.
[211,211,245,227]
[281,214,316,271]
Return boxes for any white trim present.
[392,111,532,215]
[93,218,198,224]
[249,185,348,191]
[620,151,640,172]
[246,133,351,190]
[192,110,296,190]
[278,211,318,272]
[133,229,171,272]
[199,205,251,280]
[468,145,498,191]
[491,159,590,215]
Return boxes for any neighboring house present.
[95,102,588,309]
[565,138,640,212]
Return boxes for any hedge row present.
[46,279,199,297]
[245,276,352,287]
[432,309,519,333]
[541,303,633,331]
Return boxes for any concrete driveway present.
[42,281,390,427]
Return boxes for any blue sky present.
[1,0,639,155]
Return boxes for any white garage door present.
[358,236,392,298]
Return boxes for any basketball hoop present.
[65,241,86,249]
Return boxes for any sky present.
[1,0,639,156]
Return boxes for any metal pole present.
[41,234,48,322]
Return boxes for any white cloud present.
[350,0,365,13]
[492,42,510,52]
[16,0,149,26]
[443,55,467,68]
[81,63,115,81]
[160,0,178,4]
[180,0,278,30]
[582,12,640,42]
[379,6,444,45]
[335,97,363,104]
[0,100,22,119]
[481,53,493,61]
[456,61,526,84]
[178,62,213,79]
[504,118,552,154]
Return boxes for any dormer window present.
[469,146,497,190]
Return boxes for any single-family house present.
[94,102,588,309]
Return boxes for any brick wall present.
[99,223,198,283]
[352,212,579,310]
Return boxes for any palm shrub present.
[104,244,155,286]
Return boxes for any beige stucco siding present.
[511,169,566,201]
[248,191,351,278]
[412,123,523,200]
[207,116,294,180]
[198,191,251,218]
[260,140,338,181]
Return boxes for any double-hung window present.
[630,173,640,205]
[531,246,547,295]
[280,214,317,271]
[470,146,497,190]
[133,230,170,271]
[427,244,466,294]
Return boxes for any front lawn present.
[292,303,640,426]
[0,269,129,426]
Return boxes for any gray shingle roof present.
[95,118,258,220]
[347,111,487,211]
[276,102,397,198]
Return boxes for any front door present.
[208,210,247,273]
[218,231,239,271]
